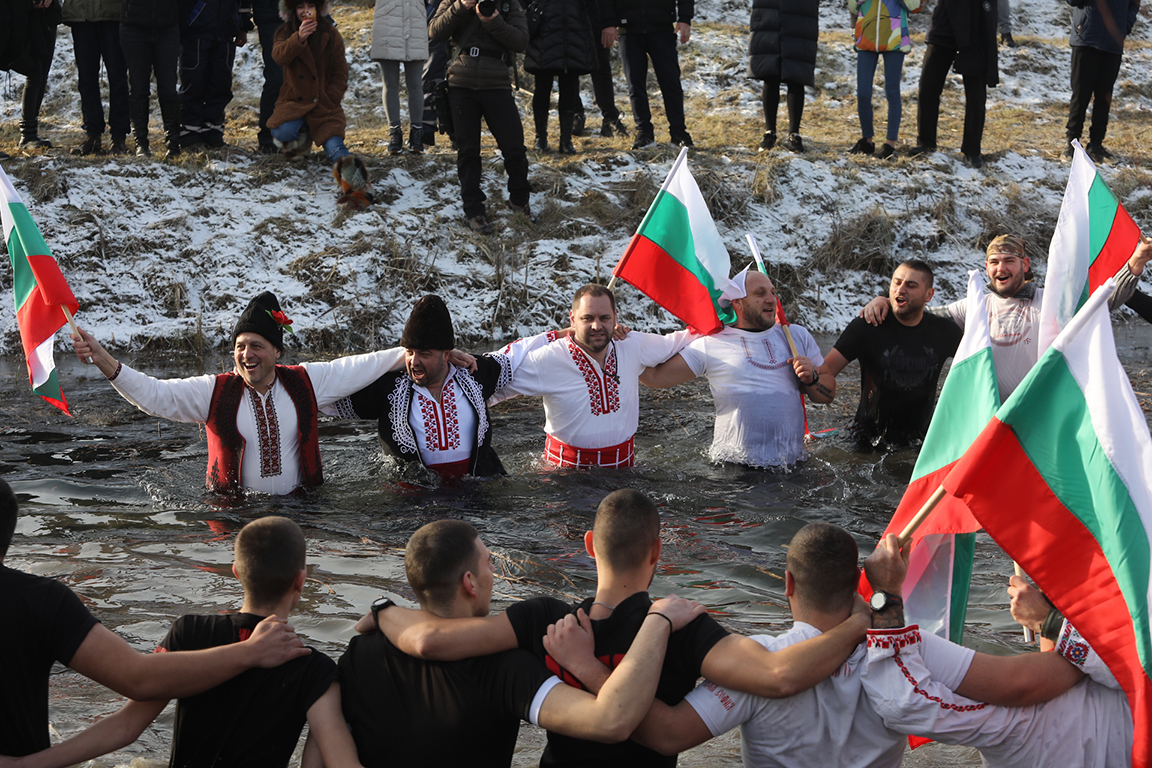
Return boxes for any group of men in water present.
[1,483,1133,767]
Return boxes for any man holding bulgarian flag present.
[1,165,80,416]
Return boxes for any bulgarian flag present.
[945,280,1152,768]
[611,148,735,334]
[1040,139,1143,350]
[863,271,998,644]
[1,165,79,416]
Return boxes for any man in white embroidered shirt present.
[71,291,406,495]
[491,283,692,468]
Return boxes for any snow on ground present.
[0,0,1149,356]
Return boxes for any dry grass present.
[808,205,898,275]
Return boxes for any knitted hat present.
[400,295,455,350]
[987,234,1026,259]
[233,292,288,352]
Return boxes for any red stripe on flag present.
[613,234,723,334]
[27,254,79,310]
[14,300,66,377]
[884,465,981,540]
[945,419,1150,768]
[1088,205,1142,295]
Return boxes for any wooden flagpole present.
[62,305,92,364]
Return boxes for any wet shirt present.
[679,325,822,467]
[832,312,962,448]
[158,612,336,768]
[506,591,729,768]
[938,284,1041,402]
[338,631,559,768]
[0,566,99,757]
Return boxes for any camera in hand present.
[477,0,496,15]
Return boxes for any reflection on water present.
[4,320,1151,767]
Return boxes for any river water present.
[5,324,1152,766]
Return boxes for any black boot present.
[571,109,586,137]
[18,120,51,148]
[72,133,103,156]
[164,121,182,160]
[533,111,549,152]
[558,111,577,155]
[409,126,423,155]
[388,125,403,155]
[130,100,151,157]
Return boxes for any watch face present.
[869,592,887,611]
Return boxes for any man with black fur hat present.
[329,294,541,479]
[71,291,409,494]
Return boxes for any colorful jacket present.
[853,0,918,52]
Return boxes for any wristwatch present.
[869,591,903,612]
[370,596,396,628]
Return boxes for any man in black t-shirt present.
[0,481,307,760]
[820,260,962,450]
[6,516,359,768]
[371,490,870,767]
[341,519,701,768]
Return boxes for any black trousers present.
[1066,45,1122,145]
[588,42,621,121]
[179,34,237,140]
[120,23,181,142]
[618,29,684,135]
[533,72,582,135]
[760,77,804,135]
[256,21,285,146]
[916,42,986,155]
[72,20,130,139]
[21,21,57,130]
[448,86,531,219]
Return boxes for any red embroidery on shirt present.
[740,337,789,371]
[892,649,987,713]
[567,338,620,416]
[417,380,461,452]
[247,383,282,478]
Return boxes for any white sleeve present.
[110,364,217,423]
[527,676,564,726]
[1055,620,1122,690]
[636,329,697,368]
[931,299,966,329]
[792,327,825,368]
[678,338,707,378]
[683,680,761,738]
[919,631,975,689]
[301,348,404,408]
[486,331,561,405]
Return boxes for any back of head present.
[405,520,480,612]
[0,479,17,560]
[897,259,935,289]
[234,516,306,604]
[571,283,616,313]
[593,490,659,571]
[785,523,859,614]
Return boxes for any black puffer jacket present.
[748,0,818,86]
[600,0,690,34]
[925,0,998,86]
[524,0,597,74]
[121,0,179,27]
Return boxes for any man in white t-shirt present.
[628,525,1089,768]
[639,269,832,468]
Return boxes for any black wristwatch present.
[370,596,396,628]
[869,591,903,612]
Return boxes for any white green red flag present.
[1040,139,1143,350]
[945,280,1152,768]
[611,148,735,334]
[865,271,999,644]
[1,165,79,416]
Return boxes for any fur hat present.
[233,292,289,352]
[278,0,331,22]
[400,295,455,351]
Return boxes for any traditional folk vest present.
[205,365,322,493]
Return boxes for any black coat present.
[121,0,179,27]
[524,0,598,75]
[748,0,818,86]
[0,0,60,76]
[926,0,999,86]
[600,0,690,34]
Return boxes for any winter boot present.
[571,109,586,137]
[387,125,403,155]
[164,124,182,160]
[72,133,103,156]
[18,120,51,148]
[109,135,128,155]
[334,155,375,210]
[409,126,423,155]
[558,111,577,155]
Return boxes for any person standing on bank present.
[750,0,817,153]
[371,0,428,155]
[849,0,919,159]
[15,0,62,149]
[120,0,183,157]
[430,0,532,234]
[525,0,598,155]
[64,0,131,155]
[178,0,248,149]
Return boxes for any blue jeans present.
[856,50,905,142]
[270,118,350,161]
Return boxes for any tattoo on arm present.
[811,382,832,398]
[872,605,906,630]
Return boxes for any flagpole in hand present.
[62,306,92,365]
[745,234,799,357]
[1013,562,1037,643]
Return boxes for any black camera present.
[478,0,496,15]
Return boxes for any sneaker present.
[908,144,936,157]
[875,143,895,160]
[387,125,403,155]
[785,133,804,153]
[963,152,984,169]
[109,136,128,155]
[72,134,103,156]
[508,202,537,223]
[1000,32,1016,47]
[467,214,493,234]
[409,126,423,155]
[759,131,776,151]
[671,131,694,148]
[1061,143,1075,162]
[631,130,655,149]
[1086,142,1114,162]
[850,137,874,155]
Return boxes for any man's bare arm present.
[5,699,167,768]
[629,699,713,755]
[817,348,851,380]
[372,605,518,660]
[302,682,365,768]
[639,354,696,389]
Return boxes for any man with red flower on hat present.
[71,292,413,494]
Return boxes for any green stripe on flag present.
[1087,174,1120,265]
[911,349,1000,481]
[7,204,41,310]
[1005,354,1152,673]
[948,533,975,644]
[639,190,723,297]
[32,368,64,401]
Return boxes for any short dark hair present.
[234,516,306,604]
[897,259,935,289]
[0,479,17,559]
[592,490,660,571]
[571,283,617,314]
[406,520,481,611]
[785,523,859,613]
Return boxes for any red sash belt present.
[427,458,472,479]
[544,435,634,469]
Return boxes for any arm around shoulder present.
[377,605,519,660]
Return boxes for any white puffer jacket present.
[370,0,429,61]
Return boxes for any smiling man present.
[71,292,407,494]
[638,268,832,468]
[821,260,962,450]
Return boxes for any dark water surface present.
[4,323,1152,766]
